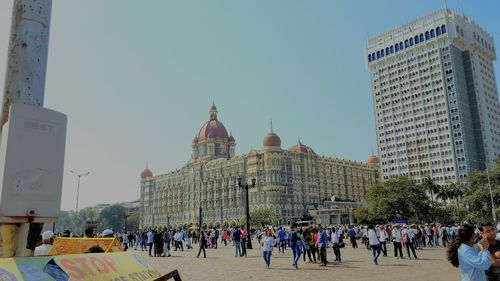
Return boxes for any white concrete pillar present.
[1,0,52,126]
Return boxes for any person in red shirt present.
[241,226,248,257]
[313,228,320,262]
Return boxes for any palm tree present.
[422,176,440,201]
[436,185,453,202]
[448,182,466,221]
[421,176,440,221]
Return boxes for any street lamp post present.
[70,170,89,233]
[485,168,497,222]
[237,177,256,250]
[124,212,130,233]
[199,205,202,230]
[70,171,90,214]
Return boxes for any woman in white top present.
[262,229,276,269]
[368,225,381,265]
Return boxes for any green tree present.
[98,204,126,232]
[126,213,140,232]
[464,168,500,223]
[237,208,279,227]
[447,182,467,220]
[353,207,369,223]
[365,177,431,223]
[422,176,440,202]
[421,176,440,220]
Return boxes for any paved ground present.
[136,240,458,281]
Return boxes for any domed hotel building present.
[140,104,379,229]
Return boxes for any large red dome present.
[263,132,281,147]
[198,120,229,141]
[367,155,379,164]
[197,103,229,141]
[141,168,153,179]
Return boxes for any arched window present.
[381,49,384,57]
[372,53,375,60]
[430,29,435,38]
[419,34,424,42]
[377,51,380,59]
[386,47,389,55]
[436,26,441,36]
[425,31,430,40]
[405,39,409,48]
[409,38,414,46]
[390,45,394,53]
[395,44,399,52]
[441,25,446,34]
[415,35,419,44]
[368,54,372,62]
[399,42,404,50]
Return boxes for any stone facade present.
[140,105,379,229]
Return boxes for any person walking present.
[175,230,185,251]
[233,226,242,257]
[163,230,171,257]
[147,230,154,257]
[302,228,315,263]
[392,224,404,259]
[447,224,492,281]
[262,228,276,269]
[241,226,248,257]
[378,225,388,257]
[222,228,228,246]
[331,227,342,262]
[318,225,329,266]
[122,232,129,251]
[154,230,163,257]
[213,228,219,249]
[256,228,263,247]
[348,226,358,249]
[278,227,287,254]
[403,225,418,259]
[289,225,302,269]
[368,225,381,265]
[196,230,207,258]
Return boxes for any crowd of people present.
[33,221,500,280]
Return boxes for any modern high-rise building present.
[366,8,499,185]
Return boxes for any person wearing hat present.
[102,229,114,238]
[34,231,55,256]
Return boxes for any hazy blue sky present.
[0,1,499,210]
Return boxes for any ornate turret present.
[140,161,153,179]
[263,120,281,151]
[192,103,235,161]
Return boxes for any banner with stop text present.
[53,252,161,281]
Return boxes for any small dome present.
[263,132,281,147]
[192,137,199,144]
[228,135,235,142]
[141,168,153,179]
[367,155,379,164]
[289,141,315,154]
